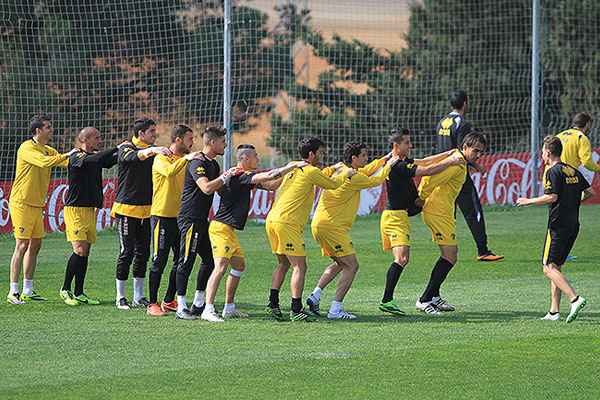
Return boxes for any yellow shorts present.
[64,206,98,243]
[9,202,44,239]
[208,220,243,259]
[422,212,456,246]
[311,225,355,258]
[265,221,305,256]
[380,209,411,251]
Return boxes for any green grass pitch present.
[1,205,599,399]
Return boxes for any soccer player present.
[517,136,594,323]
[175,125,239,320]
[304,142,399,320]
[201,145,307,322]
[146,125,203,316]
[436,90,503,262]
[378,127,465,315]
[554,112,600,179]
[112,117,171,310]
[416,132,487,315]
[264,136,357,322]
[7,114,75,305]
[60,127,124,306]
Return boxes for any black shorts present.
[542,225,579,266]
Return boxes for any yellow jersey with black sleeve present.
[151,154,188,218]
[266,163,348,230]
[9,138,69,207]
[556,128,600,172]
[418,150,467,218]
[312,158,391,231]
[111,136,154,219]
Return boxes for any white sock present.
[23,279,34,296]
[177,296,187,312]
[9,282,19,296]
[116,279,126,301]
[193,290,205,307]
[133,277,145,301]
[330,301,343,314]
[224,303,235,312]
[312,286,323,301]
[205,303,215,313]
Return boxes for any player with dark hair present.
[174,125,240,320]
[554,112,599,180]
[304,141,399,319]
[265,136,357,322]
[517,136,594,323]
[201,145,306,322]
[436,90,503,262]
[8,114,75,304]
[112,117,172,310]
[146,125,203,316]
[60,128,124,306]
[416,132,488,314]
[378,127,465,315]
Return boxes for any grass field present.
[1,206,599,399]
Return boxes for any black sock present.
[420,257,454,303]
[149,270,162,304]
[571,296,579,303]
[291,297,302,313]
[163,267,178,304]
[382,262,404,303]
[74,255,88,296]
[269,289,280,307]
[549,311,558,315]
[63,253,81,292]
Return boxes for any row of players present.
[7,91,596,322]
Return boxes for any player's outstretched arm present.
[414,149,455,166]
[251,161,309,190]
[415,156,465,177]
[516,193,558,207]
[195,167,244,195]
[578,136,600,172]
[137,146,172,161]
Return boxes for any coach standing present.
[7,114,75,304]
[436,90,503,262]
[112,117,171,310]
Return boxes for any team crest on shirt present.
[212,245,217,249]
[562,165,575,177]
[19,227,25,233]
[441,118,453,129]
[285,242,294,251]
[349,241,354,248]
[45,151,49,155]
[406,234,410,241]
[225,246,230,253]
[451,234,455,240]
[74,230,79,235]
[302,244,305,250]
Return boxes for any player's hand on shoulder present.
[386,155,400,167]
[293,160,309,168]
[345,168,358,177]
[117,140,131,149]
[64,148,78,157]
[185,151,204,161]
[153,146,172,157]
[332,162,345,169]
[448,157,466,168]
[383,151,393,160]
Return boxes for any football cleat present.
[379,300,406,316]
[290,308,317,322]
[477,251,504,262]
[431,296,455,312]
[60,290,79,306]
[7,293,26,305]
[161,299,178,312]
[327,309,356,319]
[176,308,198,320]
[265,305,285,321]
[415,300,442,315]
[222,307,249,318]
[201,309,224,322]
[190,304,205,316]
[74,293,100,305]
[306,294,321,316]
[541,312,560,321]
[20,291,47,302]
[566,297,586,323]
[147,303,166,316]
[131,297,151,308]
[115,297,131,310]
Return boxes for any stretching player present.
[8,114,75,304]
[517,136,594,323]
[175,125,239,320]
[265,136,357,322]
[305,141,399,319]
[146,125,202,316]
[60,128,123,306]
[201,145,307,322]
[416,132,487,314]
[112,117,171,310]
[378,127,464,315]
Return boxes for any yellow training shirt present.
[556,128,600,172]
[266,163,348,230]
[312,158,390,231]
[151,153,188,218]
[418,151,467,218]
[9,139,69,207]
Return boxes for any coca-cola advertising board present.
[0,150,598,235]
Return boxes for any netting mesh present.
[1,0,599,180]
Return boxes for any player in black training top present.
[518,136,594,323]
[174,125,242,320]
[200,144,306,322]
[379,127,464,315]
[60,127,124,306]
[111,117,171,310]
[436,90,503,262]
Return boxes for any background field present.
[1,206,599,399]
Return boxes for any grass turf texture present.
[1,206,599,399]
